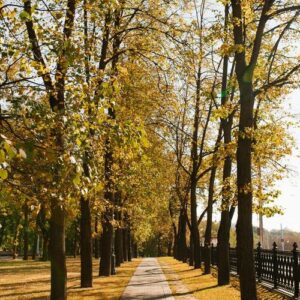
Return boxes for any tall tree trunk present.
[123,228,128,262]
[37,202,49,261]
[230,0,273,296]
[167,240,172,257]
[0,218,6,246]
[217,118,234,285]
[94,216,100,259]
[32,230,38,260]
[173,226,178,259]
[50,200,66,300]
[114,193,123,267]
[217,156,231,285]
[80,1,94,287]
[189,231,194,267]
[217,4,235,285]
[99,219,113,276]
[42,235,49,261]
[190,180,201,268]
[133,243,138,258]
[24,0,76,298]
[23,203,29,260]
[115,227,123,266]
[177,208,188,262]
[128,228,132,262]
[157,236,162,257]
[204,166,217,274]
[99,137,115,276]
[80,196,92,287]
[204,125,222,274]
[12,218,20,259]
[236,82,256,299]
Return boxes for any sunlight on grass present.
[159,257,240,300]
[0,258,141,299]
[159,257,288,300]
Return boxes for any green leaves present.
[3,140,17,159]
[72,171,81,186]
[0,150,5,163]
[19,11,32,22]
[0,169,8,180]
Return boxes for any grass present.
[0,257,141,299]
[158,257,289,300]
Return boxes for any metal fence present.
[201,242,300,298]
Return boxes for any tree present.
[230,0,300,298]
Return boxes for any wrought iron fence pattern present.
[201,242,300,298]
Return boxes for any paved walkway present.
[121,258,175,300]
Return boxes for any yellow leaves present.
[0,169,8,180]
[117,65,128,77]
[241,0,255,24]
[219,43,245,56]
[232,17,242,27]
[0,149,5,163]
[219,43,232,56]
[2,8,17,19]
[253,122,293,167]
[239,183,252,195]
[212,101,235,120]
[31,61,50,76]
[217,0,230,5]
[72,171,81,186]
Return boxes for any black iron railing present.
[201,242,300,298]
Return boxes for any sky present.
[253,90,300,232]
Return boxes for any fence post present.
[273,242,278,289]
[293,242,299,298]
[257,242,262,283]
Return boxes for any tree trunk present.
[217,4,234,284]
[12,219,20,259]
[128,229,132,262]
[177,208,188,262]
[0,218,6,246]
[123,228,128,262]
[217,146,232,285]
[167,240,172,257]
[23,203,29,260]
[173,225,178,259]
[190,180,201,268]
[189,232,194,266]
[99,218,113,276]
[80,196,92,287]
[94,216,100,259]
[217,211,231,285]
[204,166,217,274]
[37,202,49,261]
[115,227,123,266]
[32,231,38,260]
[50,200,66,300]
[236,82,257,299]
[133,243,138,258]
[42,235,49,261]
[73,231,77,258]
[114,193,123,266]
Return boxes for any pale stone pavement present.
[121,258,174,300]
